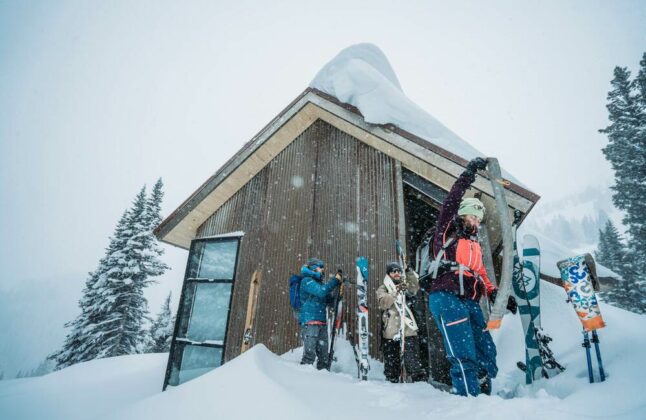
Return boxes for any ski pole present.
[591,330,606,382]
[582,331,594,383]
[327,271,344,370]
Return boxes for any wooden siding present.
[196,119,401,361]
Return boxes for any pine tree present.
[147,292,175,353]
[0,371,4,380]
[599,66,645,253]
[599,56,646,314]
[50,182,170,368]
[595,220,626,274]
[89,187,153,358]
[50,210,131,368]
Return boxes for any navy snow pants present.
[428,291,498,396]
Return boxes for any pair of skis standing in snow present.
[293,257,372,379]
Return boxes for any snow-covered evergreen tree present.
[50,182,170,368]
[599,65,645,252]
[595,220,627,274]
[599,55,646,313]
[50,210,131,369]
[146,292,174,353]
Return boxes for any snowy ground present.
[1,282,644,420]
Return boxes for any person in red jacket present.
[428,157,516,396]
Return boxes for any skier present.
[299,258,340,370]
[377,262,427,383]
[428,157,517,396]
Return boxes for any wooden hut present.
[155,87,539,389]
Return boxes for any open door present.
[401,169,452,387]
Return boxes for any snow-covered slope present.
[1,283,644,420]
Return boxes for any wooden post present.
[241,270,262,354]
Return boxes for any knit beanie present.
[458,197,485,220]
[307,258,325,269]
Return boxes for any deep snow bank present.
[1,283,644,420]
[0,353,167,420]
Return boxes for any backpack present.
[289,274,303,317]
[415,226,458,292]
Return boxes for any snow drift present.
[1,282,644,420]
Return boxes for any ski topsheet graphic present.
[355,257,370,381]
[511,219,543,383]
[557,254,606,383]
[557,254,606,332]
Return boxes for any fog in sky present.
[1,0,644,375]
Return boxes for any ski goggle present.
[389,268,402,274]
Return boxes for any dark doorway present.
[402,169,452,388]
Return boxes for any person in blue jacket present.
[299,258,340,369]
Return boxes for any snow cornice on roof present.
[155,88,539,249]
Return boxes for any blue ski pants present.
[428,291,498,396]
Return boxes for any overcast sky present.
[1,0,645,374]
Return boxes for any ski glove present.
[489,289,518,315]
[466,157,487,173]
[507,295,518,314]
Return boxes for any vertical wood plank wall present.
[196,119,400,362]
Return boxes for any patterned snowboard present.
[512,233,543,383]
[557,254,606,332]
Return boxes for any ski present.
[355,256,370,381]
[241,270,262,354]
[557,254,606,383]
[327,271,345,371]
[394,240,410,382]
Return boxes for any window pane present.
[169,344,223,386]
[183,282,232,342]
[197,240,238,279]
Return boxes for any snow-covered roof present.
[156,44,538,249]
[310,43,521,185]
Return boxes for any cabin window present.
[163,235,242,389]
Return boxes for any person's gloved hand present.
[506,295,518,314]
[488,288,498,305]
[466,157,487,173]
[489,289,518,315]
[396,282,407,292]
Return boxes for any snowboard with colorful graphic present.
[557,254,606,332]
[512,230,543,383]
